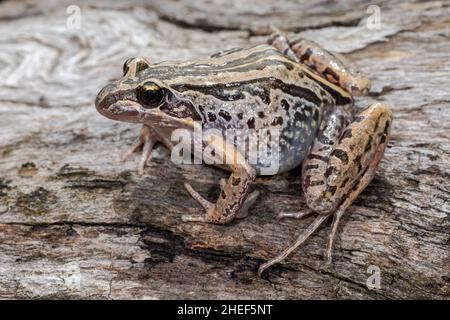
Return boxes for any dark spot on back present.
[219,110,232,122]
[313,109,320,122]
[237,113,243,120]
[207,112,217,122]
[294,111,306,122]
[257,111,265,118]
[281,99,290,111]
[271,117,283,126]
[247,117,255,129]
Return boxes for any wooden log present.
[0,0,449,299]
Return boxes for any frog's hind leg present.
[258,108,347,276]
[258,214,329,277]
[259,103,392,276]
[268,33,370,95]
[304,103,392,259]
[323,105,392,265]
[122,125,164,175]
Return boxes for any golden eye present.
[138,81,166,108]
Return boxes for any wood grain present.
[0,0,449,299]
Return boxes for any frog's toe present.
[137,138,155,175]
[121,136,144,163]
[258,214,328,277]
[181,214,210,223]
[184,182,215,211]
[182,183,216,223]
[277,209,313,220]
[122,125,161,174]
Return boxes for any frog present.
[95,32,392,277]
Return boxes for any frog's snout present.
[95,83,141,121]
[95,83,115,113]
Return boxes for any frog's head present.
[95,57,200,128]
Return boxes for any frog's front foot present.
[277,209,313,220]
[122,125,161,175]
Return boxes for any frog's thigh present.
[268,33,370,95]
[183,136,256,224]
[303,103,392,215]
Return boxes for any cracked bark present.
[0,0,449,299]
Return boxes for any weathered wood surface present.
[0,0,449,299]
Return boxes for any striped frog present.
[95,33,392,276]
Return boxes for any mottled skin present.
[95,33,393,276]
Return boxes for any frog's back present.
[142,44,351,174]
[141,44,291,82]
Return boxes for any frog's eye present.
[138,81,166,108]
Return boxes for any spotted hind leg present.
[268,33,370,95]
[258,103,392,276]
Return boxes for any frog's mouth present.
[96,98,142,123]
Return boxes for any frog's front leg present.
[259,103,392,276]
[122,125,164,175]
[269,33,370,95]
[182,136,257,224]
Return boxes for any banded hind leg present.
[268,33,370,95]
[258,103,392,276]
